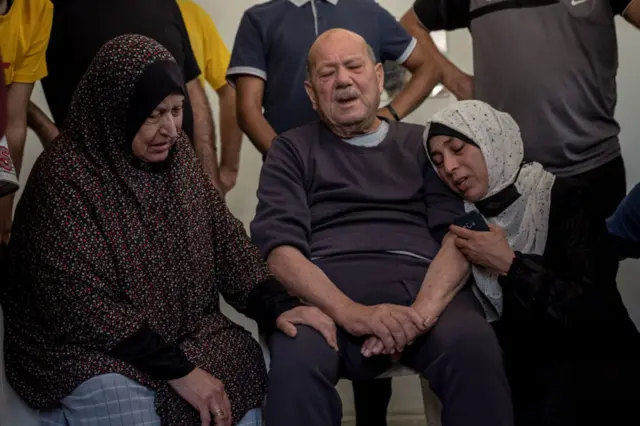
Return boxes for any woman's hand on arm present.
[276,306,339,352]
[449,224,515,275]
[169,368,232,426]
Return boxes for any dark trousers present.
[265,253,513,426]
[571,155,626,221]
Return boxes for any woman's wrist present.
[497,249,517,276]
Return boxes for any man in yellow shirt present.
[177,0,243,195]
[0,0,53,244]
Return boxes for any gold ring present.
[214,409,224,417]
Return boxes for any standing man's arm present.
[216,85,243,193]
[7,0,53,165]
[186,79,220,189]
[227,11,277,155]
[621,0,640,27]
[400,0,472,101]
[196,7,244,193]
[27,101,58,149]
[172,0,221,190]
[374,5,443,121]
[5,83,33,175]
[1,82,32,242]
[235,76,276,154]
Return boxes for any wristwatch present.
[386,104,401,121]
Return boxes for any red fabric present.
[0,50,6,139]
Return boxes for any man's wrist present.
[329,299,359,326]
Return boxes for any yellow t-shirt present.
[177,0,230,91]
[0,0,53,86]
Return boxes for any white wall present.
[16,2,640,423]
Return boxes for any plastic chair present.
[258,334,442,426]
[0,304,40,426]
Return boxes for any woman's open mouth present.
[454,177,469,192]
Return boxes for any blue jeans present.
[40,373,262,426]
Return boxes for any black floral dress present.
[1,35,298,425]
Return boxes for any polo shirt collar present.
[289,0,338,6]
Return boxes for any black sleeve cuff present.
[246,277,303,334]
[413,0,471,31]
[110,324,195,381]
[610,0,632,15]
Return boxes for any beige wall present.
[16,1,640,422]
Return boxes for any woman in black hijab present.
[2,34,334,426]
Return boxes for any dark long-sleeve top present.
[250,120,463,261]
[495,177,640,361]
[110,278,301,381]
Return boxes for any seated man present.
[251,28,513,426]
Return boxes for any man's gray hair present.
[305,43,377,81]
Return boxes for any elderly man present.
[251,29,513,426]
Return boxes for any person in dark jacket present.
[420,100,640,426]
[607,182,640,259]
[1,35,332,426]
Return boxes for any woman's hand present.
[449,224,515,275]
[276,306,339,352]
[169,368,232,426]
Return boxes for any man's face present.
[305,33,383,133]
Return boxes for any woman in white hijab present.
[423,101,640,426]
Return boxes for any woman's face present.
[131,94,184,163]
[428,135,489,202]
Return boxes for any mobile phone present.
[453,210,490,232]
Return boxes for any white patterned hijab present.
[424,100,556,320]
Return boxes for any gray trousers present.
[265,253,513,426]
[40,373,262,426]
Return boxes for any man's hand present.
[449,224,515,275]
[339,304,428,354]
[169,368,232,426]
[361,314,439,358]
[218,164,238,195]
[276,306,339,351]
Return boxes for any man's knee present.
[408,310,503,377]
[431,313,502,365]
[268,326,340,383]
